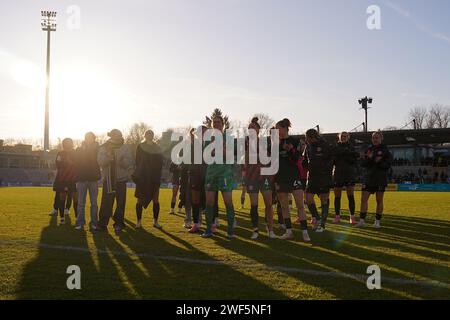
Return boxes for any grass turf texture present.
[0,187,449,300]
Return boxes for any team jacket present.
[302,138,333,183]
[362,144,392,187]
[54,150,77,183]
[276,136,301,182]
[333,142,359,183]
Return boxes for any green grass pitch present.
[0,187,449,299]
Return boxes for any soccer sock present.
[226,206,235,235]
[300,220,308,230]
[376,213,382,221]
[136,203,143,221]
[205,205,214,233]
[277,203,283,224]
[58,198,65,218]
[250,205,259,230]
[348,195,356,216]
[66,194,72,210]
[53,192,59,210]
[334,197,341,215]
[153,202,160,221]
[321,202,329,228]
[192,204,200,224]
[73,200,78,218]
[170,202,175,209]
[265,207,273,231]
[214,202,219,219]
[360,212,367,220]
[307,202,320,220]
[284,217,292,231]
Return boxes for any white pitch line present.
[1,239,449,289]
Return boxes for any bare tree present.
[228,120,247,137]
[125,122,151,145]
[429,104,450,128]
[250,113,275,136]
[96,133,109,145]
[408,106,427,129]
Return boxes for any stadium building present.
[298,128,450,191]
[1,128,450,189]
[0,140,55,186]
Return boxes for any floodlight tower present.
[41,11,57,151]
[358,96,373,132]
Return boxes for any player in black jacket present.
[332,132,359,225]
[132,130,163,229]
[275,119,310,241]
[303,128,333,232]
[356,131,392,228]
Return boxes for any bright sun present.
[50,66,127,139]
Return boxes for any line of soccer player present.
[49,115,392,241]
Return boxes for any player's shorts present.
[305,179,331,195]
[171,173,180,186]
[53,181,76,193]
[190,172,206,191]
[205,174,234,192]
[300,178,307,191]
[205,164,234,192]
[275,178,302,193]
[334,180,356,188]
[362,184,386,194]
[246,177,273,194]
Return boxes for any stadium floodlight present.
[358,96,373,132]
[41,11,57,31]
[41,10,57,151]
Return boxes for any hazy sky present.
[1,0,449,145]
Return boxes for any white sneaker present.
[215,217,220,227]
[74,225,83,230]
[314,226,325,233]
[268,230,278,239]
[373,220,381,228]
[280,230,294,240]
[153,221,162,229]
[302,230,311,242]
[59,217,65,225]
[135,220,142,228]
[355,219,366,228]
[49,209,57,216]
[64,209,70,216]
[169,208,174,214]
[250,231,259,240]
[177,208,183,214]
[183,222,192,229]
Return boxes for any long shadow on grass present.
[17,215,124,299]
[216,209,449,299]
[106,218,289,299]
[326,211,450,251]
